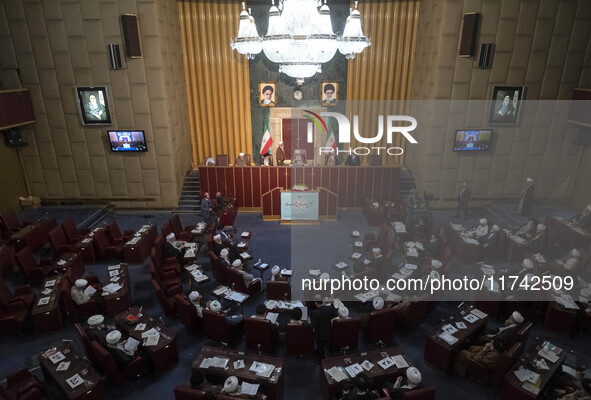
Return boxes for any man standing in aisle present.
[201,192,213,226]
[455,181,471,219]
[517,177,534,216]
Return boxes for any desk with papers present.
[424,304,489,372]
[212,285,250,305]
[321,347,414,400]
[73,227,104,265]
[102,264,131,317]
[501,339,566,400]
[32,274,63,334]
[114,306,178,374]
[192,345,284,400]
[123,224,157,264]
[9,217,57,251]
[444,225,480,263]
[38,342,104,400]
[545,216,591,251]
[499,230,532,263]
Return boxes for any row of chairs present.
[0,369,46,400]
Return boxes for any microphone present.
[257,343,262,356]
[457,302,465,309]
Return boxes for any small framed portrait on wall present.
[259,82,276,106]
[488,86,524,125]
[76,86,112,125]
[321,82,338,106]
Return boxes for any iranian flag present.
[325,116,337,151]
[260,117,272,155]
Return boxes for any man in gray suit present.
[201,192,213,226]
[455,181,471,219]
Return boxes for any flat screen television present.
[453,129,492,152]
[108,130,148,152]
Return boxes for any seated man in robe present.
[234,152,249,167]
[571,205,591,232]
[164,232,186,263]
[270,265,288,282]
[70,278,92,305]
[556,249,581,273]
[477,311,524,345]
[453,336,508,377]
[188,291,204,318]
[471,218,489,239]
[85,314,114,347]
[383,367,423,400]
[231,259,255,287]
[105,330,139,371]
[291,150,305,166]
[515,218,538,239]
[207,299,243,325]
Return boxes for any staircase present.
[174,170,201,215]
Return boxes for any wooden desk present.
[500,230,532,263]
[102,264,131,317]
[321,347,414,400]
[74,236,97,265]
[545,216,591,250]
[38,342,104,400]
[9,218,57,251]
[363,200,384,227]
[32,275,63,334]
[114,306,178,375]
[444,226,480,263]
[424,304,489,372]
[500,339,567,400]
[56,252,85,281]
[123,224,157,264]
[192,345,284,400]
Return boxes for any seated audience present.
[359,296,385,329]
[480,224,500,247]
[515,218,538,238]
[189,369,221,399]
[383,367,423,400]
[189,291,204,318]
[571,205,591,232]
[105,330,138,371]
[288,307,309,326]
[219,248,231,268]
[271,265,288,282]
[529,224,547,252]
[71,279,92,305]
[231,259,255,287]
[472,218,489,238]
[556,249,581,273]
[235,153,249,167]
[453,336,508,377]
[340,372,377,400]
[165,232,186,263]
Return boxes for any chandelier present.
[231,0,371,80]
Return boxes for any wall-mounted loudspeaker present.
[478,43,495,69]
[121,14,142,58]
[459,13,480,57]
[107,44,122,69]
[3,128,27,147]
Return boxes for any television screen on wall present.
[453,129,492,152]
[108,130,147,152]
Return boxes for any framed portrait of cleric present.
[488,86,524,125]
[259,82,276,107]
[76,86,112,125]
[321,82,338,106]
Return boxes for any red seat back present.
[266,281,291,300]
[331,318,360,352]
[175,294,203,332]
[208,250,227,285]
[285,324,315,356]
[170,214,183,236]
[90,340,127,384]
[74,322,94,358]
[0,211,21,233]
[491,342,522,387]
[203,308,232,342]
[152,279,176,316]
[367,308,396,342]
[402,386,436,400]
[61,218,80,243]
[514,321,532,346]
[48,227,67,255]
[161,222,173,239]
[106,220,123,243]
[173,386,209,400]
[225,267,248,293]
[14,247,38,280]
[244,317,274,352]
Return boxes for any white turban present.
[224,376,239,393]
[372,248,381,256]
[512,311,524,324]
[87,314,104,326]
[373,297,384,310]
[526,178,533,183]
[210,300,222,312]
[189,291,200,301]
[106,330,121,345]
[271,266,280,275]
[429,271,440,280]
[431,260,442,269]
[279,141,283,145]
[586,205,591,213]
[338,306,349,318]
[213,234,221,241]
[239,153,244,157]
[220,248,229,257]
[571,249,580,258]
[479,218,487,225]
[537,224,546,231]
[406,367,422,384]
[492,225,500,232]
[166,233,175,241]
[320,273,330,281]
[75,279,87,288]
[232,259,242,268]
[522,259,534,270]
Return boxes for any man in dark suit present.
[345,154,361,166]
[310,296,337,362]
[517,178,534,216]
[455,181,471,218]
[201,192,213,226]
[529,224,547,252]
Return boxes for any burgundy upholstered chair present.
[285,323,315,356]
[175,294,203,332]
[225,267,261,295]
[14,247,57,281]
[266,280,291,300]
[366,308,397,343]
[0,277,36,310]
[244,317,275,352]
[331,318,360,353]
[202,308,243,344]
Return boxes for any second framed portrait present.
[76,86,112,125]
[488,86,524,125]
[259,82,276,106]
[321,82,338,106]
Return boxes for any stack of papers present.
[326,366,347,382]
[335,262,348,270]
[393,222,407,233]
[210,357,229,369]
[213,286,229,296]
[553,294,579,310]
[391,355,409,368]
[470,309,488,319]
[141,328,160,346]
[514,368,540,383]
[190,269,208,282]
[250,361,275,378]
[345,363,363,378]
[265,312,279,324]
[265,300,278,310]
[84,286,97,296]
[102,283,122,294]
[124,337,140,353]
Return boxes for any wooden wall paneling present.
[346,169,357,207]
[382,167,392,201]
[234,168,245,207]
[178,1,252,166]
[321,167,330,190]
[354,168,365,207]
[303,168,313,189]
[373,168,384,201]
[319,190,328,216]
[286,167,292,190]
[215,168,226,196]
[272,189,281,216]
[328,168,338,195]
[207,168,217,195]
[198,167,208,196]
[224,168,235,197]
[262,190,273,215]
[243,168,253,207]
[278,166,287,190]
[261,167,270,199]
[338,168,348,206]
[311,167,320,189]
[389,168,401,200]
[251,168,261,207]
[363,168,374,199]
[269,167,278,191]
